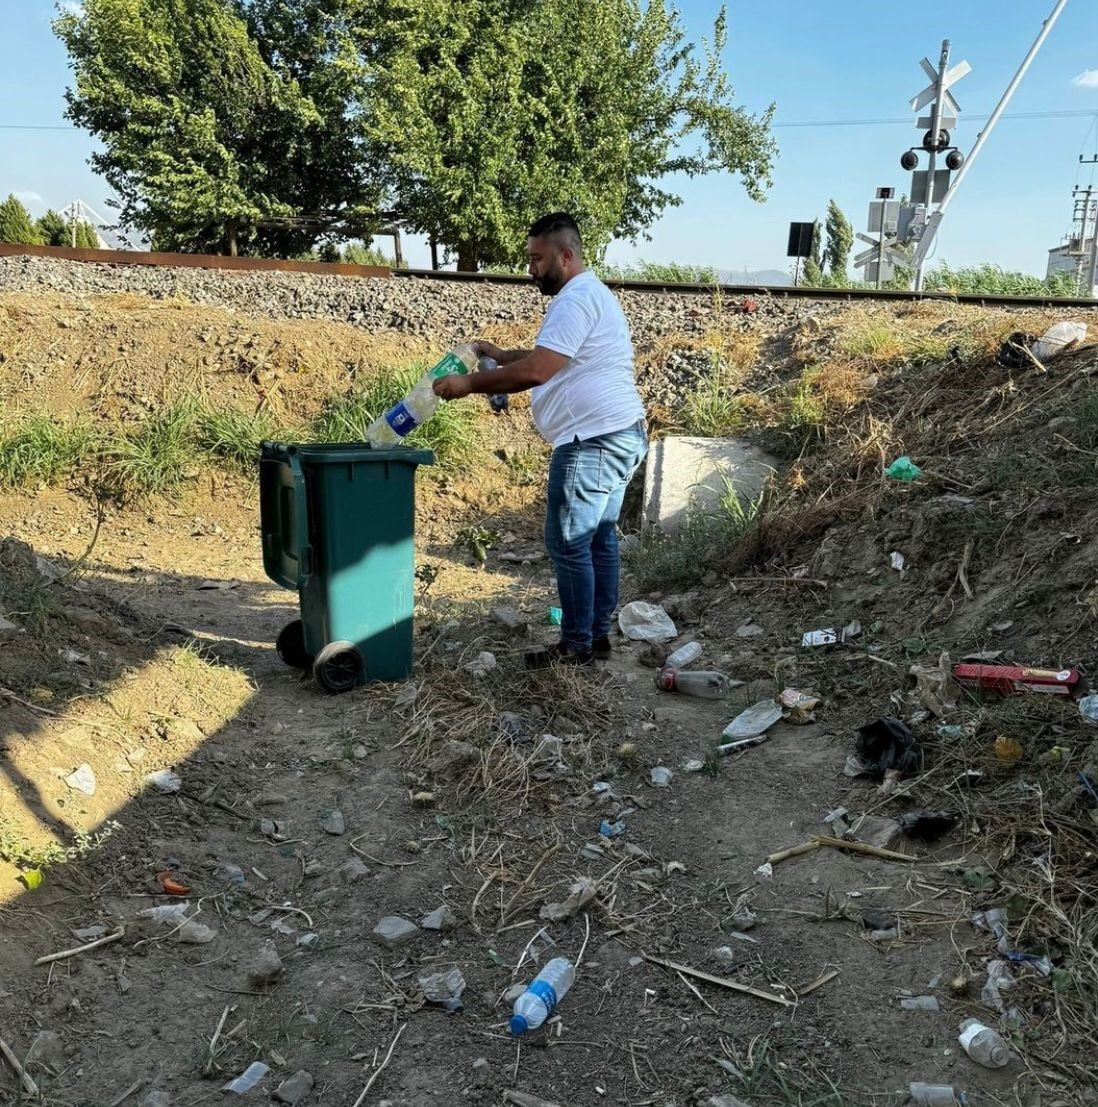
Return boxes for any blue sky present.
[3,0,1098,275]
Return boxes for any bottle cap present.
[509,1014,528,1036]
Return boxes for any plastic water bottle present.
[479,356,509,413]
[366,343,477,447]
[958,1018,1011,1069]
[664,641,703,669]
[510,957,575,1035]
[656,669,731,699]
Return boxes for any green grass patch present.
[600,259,718,285]
[626,472,770,591]
[105,400,199,496]
[0,414,100,487]
[309,363,482,468]
[196,405,288,473]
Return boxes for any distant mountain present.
[716,268,793,287]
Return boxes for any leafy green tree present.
[75,221,101,248]
[0,195,43,244]
[824,199,853,281]
[342,241,393,267]
[55,0,325,255]
[355,0,775,270]
[37,209,69,246]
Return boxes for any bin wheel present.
[276,620,313,670]
[313,640,362,694]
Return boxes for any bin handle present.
[288,450,310,580]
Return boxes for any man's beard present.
[536,269,565,296]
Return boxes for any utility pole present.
[916,42,951,291]
[1082,156,1098,296]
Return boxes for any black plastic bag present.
[855,718,921,778]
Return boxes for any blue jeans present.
[545,421,648,652]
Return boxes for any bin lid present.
[261,441,434,467]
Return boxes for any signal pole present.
[1082,156,1098,296]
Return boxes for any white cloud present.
[1072,69,1098,89]
[13,191,46,212]
[58,2,85,15]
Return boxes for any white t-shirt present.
[531,270,646,447]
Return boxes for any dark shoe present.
[592,636,612,661]
[524,642,595,671]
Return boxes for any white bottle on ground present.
[958,1018,1011,1068]
[510,958,575,1035]
[366,343,477,447]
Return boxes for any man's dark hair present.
[528,212,582,251]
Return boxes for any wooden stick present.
[0,1034,39,1097]
[349,836,418,867]
[729,576,829,587]
[34,927,125,966]
[351,1023,405,1107]
[107,1078,144,1107]
[796,969,840,997]
[500,844,559,924]
[503,1092,563,1107]
[204,1005,230,1075]
[642,953,794,1008]
[957,540,974,601]
[766,837,915,867]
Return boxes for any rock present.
[71,924,109,942]
[472,1057,490,1073]
[504,983,527,1002]
[490,606,528,632]
[320,809,346,835]
[25,1030,65,1072]
[0,614,17,632]
[273,1070,315,1105]
[854,815,902,850]
[65,763,96,795]
[499,712,530,743]
[735,623,764,638]
[430,740,480,778]
[372,916,420,949]
[420,905,456,931]
[339,857,371,883]
[463,651,497,678]
[247,943,284,985]
[714,946,738,964]
[176,919,218,944]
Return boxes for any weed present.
[196,405,287,472]
[717,1036,866,1107]
[627,472,771,591]
[599,260,718,284]
[453,525,500,566]
[106,400,199,495]
[840,322,905,361]
[0,414,100,487]
[0,817,121,872]
[310,363,482,468]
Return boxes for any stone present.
[472,1057,490,1072]
[339,857,371,884]
[420,905,456,931]
[504,983,527,1002]
[430,740,480,778]
[490,606,528,632]
[64,763,96,795]
[463,651,497,678]
[320,809,346,836]
[273,1070,315,1105]
[247,943,285,985]
[372,916,420,949]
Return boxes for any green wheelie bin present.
[259,441,434,692]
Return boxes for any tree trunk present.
[226,220,238,257]
[456,242,478,272]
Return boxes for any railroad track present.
[393,267,1098,310]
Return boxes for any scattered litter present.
[272,1071,315,1106]
[545,606,562,625]
[722,700,782,741]
[1003,951,1051,975]
[936,723,973,740]
[143,769,182,795]
[463,651,497,678]
[540,878,597,922]
[420,905,456,931]
[18,869,42,891]
[156,870,191,896]
[296,932,318,948]
[418,967,466,1012]
[319,809,345,835]
[683,759,705,773]
[176,919,217,944]
[665,641,703,668]
[1079,694,1098,723]
[953,662,1079,697]
[889,552,905,571]
[897,810,959,841]
[649,767,673,788]
[801,620,861,647]
[599,818,627,838]
[1031,320,1087,360]
[861,909,898,931]
[754,862,773,881]
[222,1061,270,1094]
[958,1018,1011,1069]
[885,456,922,481]
[198,579,238,591]
[994,735,1024,765]
[780,688,820,724]
[618,601,677,642]
[980,960,1016,1012]
[64,763,97,795]
[901,996,940,1012]
[909,1082,968,1106]
[656,668,731,698]
[372,916,421,949]
[59,647,90,665]
[735,623,764,638]
[910,653,959,717]
[499,712,531,743]
[510,957,575,1034]
[392,681,419,709]
[853,718,919,780]
[71,924,108,942]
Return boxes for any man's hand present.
[433,374,474,401]
[473,340,505,362]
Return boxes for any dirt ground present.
[2,286,1097,1107]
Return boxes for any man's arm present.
[473,340,533,366]
[435,346,569,399]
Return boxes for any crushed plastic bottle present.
[366,343,477,447]
[664,641,703,669]
[958,1018,1011,1069]
[655,668,731,698]
[909,1082,968,1106]
[510,957,575,1035]
[886,455,923,482]
[1031,321,1086,361]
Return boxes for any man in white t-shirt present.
[434,212,647,667]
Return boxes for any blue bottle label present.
[527,979,558,1013]
[385,401,418,437]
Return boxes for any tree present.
[353,0,775,270]
[824,199,853,281]
[803,217,824,284]
[55,0,331,254]
[0,195,43,244]
[37,209,70,246]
